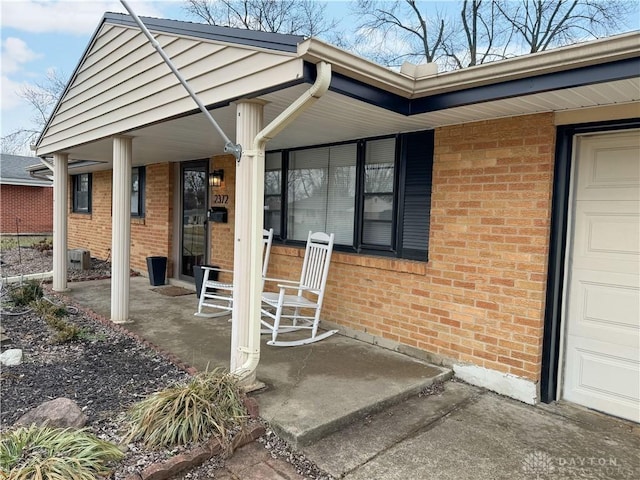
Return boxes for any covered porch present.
[63,276,448,448]
[32,12,640,415]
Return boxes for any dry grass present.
[0,425,124,480]
[125,369,247,449]
[0,236,52,251]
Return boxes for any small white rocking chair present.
[260,231,337,347]
[195,228,273,318]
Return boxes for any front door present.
[180,161,208,280]
[562,130,640,422]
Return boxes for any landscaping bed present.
[0,246,333,479]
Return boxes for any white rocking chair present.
[195,228,273,318]
[260,231,337,347]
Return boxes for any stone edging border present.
[124,422,266,480]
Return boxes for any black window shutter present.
[398,131,434,261]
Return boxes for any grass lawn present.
[0,235,52,250]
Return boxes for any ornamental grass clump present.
[125,369,247,449]
[6,280,43,307]
[0,425,124,480]
[32,299,83,344]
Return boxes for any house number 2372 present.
[213,195,229,204]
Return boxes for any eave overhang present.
[299,32,640,115]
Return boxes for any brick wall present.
[265,113,556,381]
[65,112,555,382]
[0,184,53,234]
[68,164,174,274]
[209,155,236,282]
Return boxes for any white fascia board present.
[299,31,640,99]
[412,31,640,96]
[298,38,415,97]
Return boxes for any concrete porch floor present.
[64,276,449,448]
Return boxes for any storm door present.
[180,161,208,279]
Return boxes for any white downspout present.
[232,61,332,384]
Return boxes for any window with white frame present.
[264,131,434,261]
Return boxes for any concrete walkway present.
[303,381,640,479]
[64,277,640,480]
[64,277,449,448]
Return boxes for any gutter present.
[299,31,640,98]
[231,61,331,384]
[28,157,55,182]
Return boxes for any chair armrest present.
[276,284,320,295]
[276,282,302,290]
[263,277,299,285]
[202,266,234,274]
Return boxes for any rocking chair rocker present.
[260,231,337,346]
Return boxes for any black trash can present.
[146,256,167,286]
[193,265,219,297]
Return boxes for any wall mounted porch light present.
[209,169,224,187]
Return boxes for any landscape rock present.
[0,348,22,366]
[15,397,88,428]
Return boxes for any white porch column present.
[111,136,132,323]
[231,100,265,379]
[52,153,68,292]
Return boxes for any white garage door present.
[562,130,640,423]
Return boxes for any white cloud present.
[1,0,169,35]
[1,75,27,110]
[1,37,41,74]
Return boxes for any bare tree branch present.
[182,0,339,37]
[2,69,67,155]
[352,0,634,70]
[496,0,635,53]
[351,0,446,66]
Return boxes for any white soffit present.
[56,77,639,168]
[263,77,640,150]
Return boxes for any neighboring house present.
[0,154,53,235]
[32,13,640,422]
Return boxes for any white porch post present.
[231,100,265,378]
[52,153,68,292]
[111,136,132,323]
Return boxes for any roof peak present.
[102,12,304,53]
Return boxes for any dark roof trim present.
[318,57,640,116]
[411,57,640,114]
[103,13,304,53]
[328,70,410,115]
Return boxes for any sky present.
[1,0,194,152]
[1,0,638,155]
[0,0,359,153]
